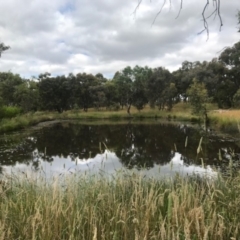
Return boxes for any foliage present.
[233,88,240,108]
[0,42,10,57]
[0,106,22,119]
[187,79,209,120]
[0,40,240,115]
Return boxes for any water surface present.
[0,120,239,178]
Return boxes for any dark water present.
[0,120,239,178]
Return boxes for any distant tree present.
[233,88,240,108]
[147,67,171,110]
[76,73,99,112]
[104,81,119,110]
[0,72,23,106]
[132,78,148,111]
[14,81,39,112]
[173,61,196,102]
[113,66,133,114]
[162,83,178,111]
[38,75,71,112]
[38,72,51,80]
[132,66,151,111]
[187,79,209,123]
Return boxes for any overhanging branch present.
[134,0,223,39]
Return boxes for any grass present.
[209,110,240,132]
[0,171,240,239]
[0,103,239,133]
[0,104,195,133]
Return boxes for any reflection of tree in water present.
[0,122,239,171]
[0,136,37,166]
[113,124,175,168]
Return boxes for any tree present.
[14,81,39,112]
[76,73,99,112]
[187,79,209,123]
[173,61,196,102]
[38,75,71,112]
[162,83,178,111]
[104,80,119,110]
[218,40,240,107]
[0,72,23,106]
[132,66,152,111]
[233,89,240,108]
[147,67,172,110]
[113,66,133,114]
[0,43,10,57]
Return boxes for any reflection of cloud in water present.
[160,152,217,178]
[3,151,217,179]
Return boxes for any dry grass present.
[0,172,240,239]
[209,109,240,132]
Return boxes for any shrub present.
[0,106,22,118]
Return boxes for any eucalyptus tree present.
[218,41,240,107]
[113,66,133,114]
[76,73,99,112]
[147,67,172,110]
[233,89,240,108]
[173,61,196,102]
[132,66,152,111]
[38,75,71,112]
[104,80,119,110]
[187,78,209,123]
[14,80,39,112]
[0,72,23,106]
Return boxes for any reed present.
[0,171,240,239]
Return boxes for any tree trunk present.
[127,103,131,116]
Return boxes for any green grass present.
[0,172,240,239]
[0,103,195,133]
[0,103,239,133]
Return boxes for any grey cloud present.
[0,0,239,78]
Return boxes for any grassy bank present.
[0,103,239,133]
[0,172,240,239]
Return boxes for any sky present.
[0,0,239,79]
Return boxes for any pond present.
[0,120,240,179]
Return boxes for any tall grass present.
[0,172,240,239]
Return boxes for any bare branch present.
[132,0,143,17]
[198,0,210,40]
[217,0,223,31]
[152,0,167,26]
[175,0,183,19]
[134,0,224,39]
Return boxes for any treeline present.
[0,41,240,116]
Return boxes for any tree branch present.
[175,0,183,19]
[134,0,223,39]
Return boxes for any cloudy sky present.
[0,0,239,79]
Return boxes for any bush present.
[0,106,22,118]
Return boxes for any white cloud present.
[0,0,239,78]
